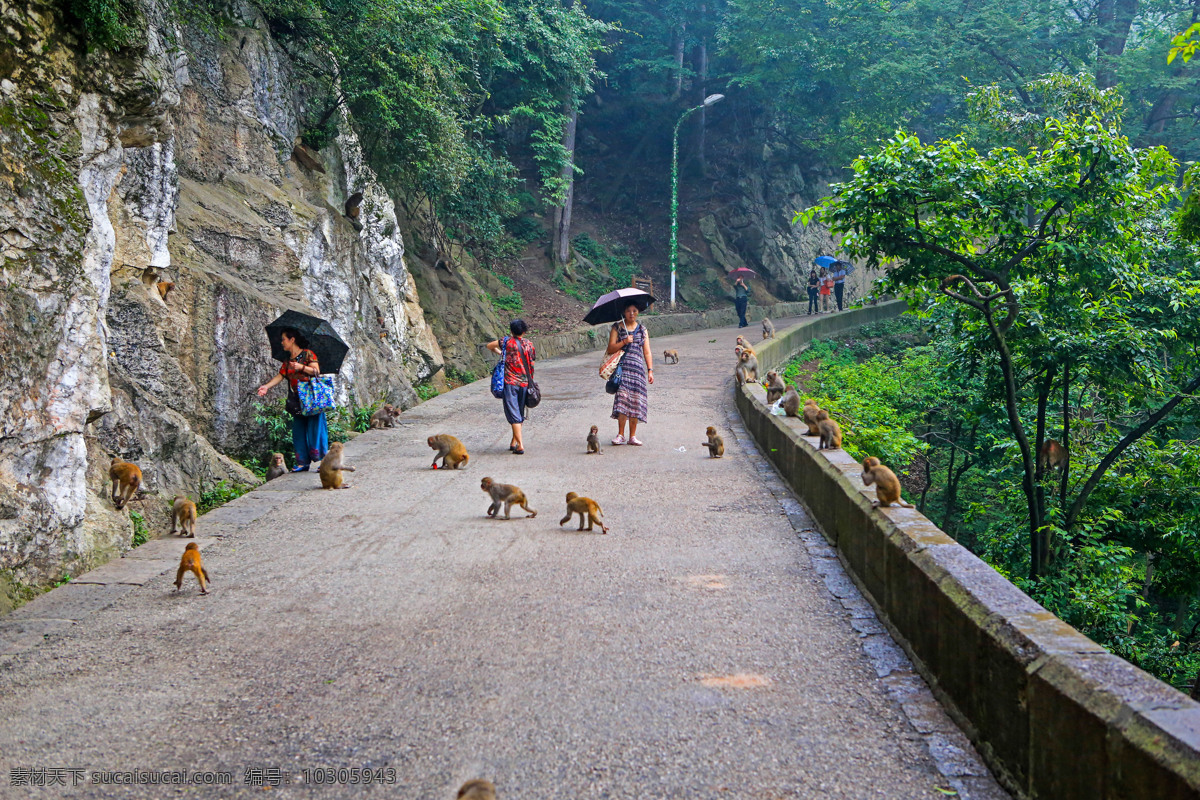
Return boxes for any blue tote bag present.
[298,375,337,415]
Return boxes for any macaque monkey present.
[264,452,287,481]
[169,495,198,537]
[735,349,759,386]
[861,457,914,508]
[109,459,142,510]
[735,336,757,357]
[663,349,680,364]
[344,191,364,231]
[156,281,175,302]
[781,386,801,417]
[480,477,537,519]
[560,492,608,534]
[174,543,211,594]
[428,434,469,469]
[457,780,496,800]
[764,370,786,403]
[802,399,822,435]
[817,409,843,450]
[319,441,356,489]
[587,425,602,455]
[702,426,725,458]
[762,317,775,339]
[1038,439,1068,472]
[369,403,400,429]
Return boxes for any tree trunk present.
[672,24,686,100]
[1059,362,1071,510]
[696,4,709,176]
[553,103,579,265]
[1096,0,1138,88]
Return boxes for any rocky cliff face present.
[0,0,442,605]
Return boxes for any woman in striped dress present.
[606,302,654,446]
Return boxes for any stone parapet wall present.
[736,305,1200,800]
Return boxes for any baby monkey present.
[264,452,287,481]
[861,457,914,508]
[169,495,197,538]
[702,426,725,458]
[175,542,211,594]
[480,477,537,519]
[763,370,786,404]
[560,492,608,534]
[663,349,680,364]
[369,403,401,429]
[319,441,355,489]
[586,425,602,454]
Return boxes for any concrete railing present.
[736,305,1200,800]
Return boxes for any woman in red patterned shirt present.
[486,319,535,455]
[255,328,329,471]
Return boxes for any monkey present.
[861,457,915,508]
[369,403,400,429]
[109,459,142,510]
[735,336,757,357]
[428,434,469,470]
[702,426,725,458]
[735,349,759,386]
[457,780,496,800]
[587,425,602,455]
[781,386,801,417]
[560,492,608,534]
[817,409,843,450]
[169,495,198,537]
[345,191,364,220]
[663,349,680,364]
[319,441,356,489]
[264,452,287,481]
[1038,439,1068,472]
[156,281,175,302]
[802,399,822,435]
[480,477,537,520]
[763,370,786,404]
[762,317,775,339]
[174,542,211,594]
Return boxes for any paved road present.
[0,318,1008,799]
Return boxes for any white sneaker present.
[611,435,626,445]
[628,436,643,446]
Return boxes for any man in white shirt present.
[830,262,848,311]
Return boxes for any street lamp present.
[670,92,725,309]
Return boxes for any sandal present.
[291,464,309,473]
[611,435,626,445]
[514,448,524,455]
[628,436,643,446]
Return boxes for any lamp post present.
[670,92,725,309]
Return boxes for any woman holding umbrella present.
[606,302,654,446]
[257,328,327,471]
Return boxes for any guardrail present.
[736,304,1200,800]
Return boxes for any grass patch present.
[129,511,150,547]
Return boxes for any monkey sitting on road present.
[265,452,287,482]
[457,780,496,800]
[560,492,608,534]
[586,425,602,455]
[175,543,211,594]
[169,495,197,538]
[817,409,843,450]
[762,317,775,339]
[319,441,355,489]
[803,399,822,435]
[763,370,786,404]
[428,434,469,470]
[735,349,759,386]
[663,349,680,364]
[781,386,801,417]
[109,459,142,510]
[702,426,725,458]
[369,403,400,429]
[480,477,537,520]
[861,457,915,508]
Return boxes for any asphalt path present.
[0,318,1008,799]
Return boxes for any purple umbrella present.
[584,288,656,325]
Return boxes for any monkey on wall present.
[817,409,843,450]
[480,477,537,519]
[264,453,287,481]
[169,496,197,538]
[369,404,400,429]
[735,336,757,357]
[560,492,608,534]
[586,425,602,455]
[781,386,801,417]
[802,400,822,435]
[663,349,680,364]
[175,543,211,594]
[319,442,356,489]
[762,318,775,339]
[861,457,915,508]
[109,459,142,510]
[763,371,786,404]
[702,426,725,458]
[735,349,759,386]
[428,434,469,469]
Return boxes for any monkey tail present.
[202,567,212,582]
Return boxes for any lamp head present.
[703,93,725,107]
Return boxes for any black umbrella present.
[583,288,656,326]
[265,310,349,374]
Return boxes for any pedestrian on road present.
[830,261,848,311]
[256,328,327,472]
[819,268,833,313]
[734,276,750,328]
[607,302,653,446]
[806,268,820,315]
[487,319,535,455]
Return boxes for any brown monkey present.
[762,317,775,339]
[781,386,801,417]
[735,336,757,357]
[702,426,725,458]
[169,495,198,537]
[156,281,175,302]
[109,459,142,510]
[457,780,496,800]
[428,434,469,469]
[344,191,364,220]
[802,399,822,435]
[1038,439,1068,472]
[174,542,211,594]
[264,452,287,481]
[560,492,608,534]
[817,409,842,450]
[480,477,537,519]
[764,370,786,403]
[735,350,759,386]
[861,457,914,508]
[663,349,680,364]
[369,403,400,429]
[587,425,602,455]
[319,441,356,489]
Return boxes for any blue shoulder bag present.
[490,336,508,398]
